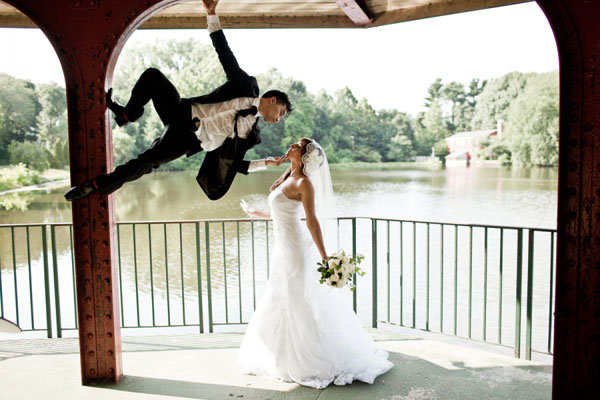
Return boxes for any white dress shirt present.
[191,97,261,152]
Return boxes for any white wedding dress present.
[237,187,393,389]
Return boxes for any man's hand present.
[265,155,289,167]
[202,0,219,15]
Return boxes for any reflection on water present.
[0,192,38,211]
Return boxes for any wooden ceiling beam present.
[0,0,533,30]
[334,0,372,26]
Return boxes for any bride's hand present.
[241,200,271,219]
[240,199,253,217]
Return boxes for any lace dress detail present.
[237,188,393,389]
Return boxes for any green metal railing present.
[0,218,556,359]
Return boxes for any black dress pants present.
[95,68,201,195]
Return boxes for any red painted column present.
[4,0,175,384]
[537,0,600,397]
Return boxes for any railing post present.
[371,219,378,328]
[11,227,19,328]
[400,221,404,325]
[548,231,555,354]
[26,227,34,330]
[483,227,488,342]
[205,222,214,333]
[236,221,242,324]
[148,224,155,326]
[117,224,124,326]
[222,222,228,324]
[42,225,52,338]
[499,228,504,344]
[69,226,77,329]
[454,225,458,336]
[412,222,416,329]
[426,223,430,331]
[515,228,524,358]
[51,225,62,338]
[526,229,535,360]
[352,218,357,313]
[386,220,390,322]
[133,224,140,327]
[179,223,186,326]
[468,226,473,339]
[164,224,171,326]
[195,222,204,333]
[251,221,256,310]
[440,224,444,333]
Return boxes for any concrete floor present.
[0,328,552,400]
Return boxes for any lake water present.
[0,164,558,354]
[0,164,557,226]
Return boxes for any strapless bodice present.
[268,187,303,222]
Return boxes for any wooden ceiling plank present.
[334,0,373,25]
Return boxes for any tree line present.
[0,38,559,172]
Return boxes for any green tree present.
[414,101,446,155]
[0,73,41,163]
[387,134,415,161]
[466,78,487,108]
[503,71,558,166]
[433,139,449,159]
[471,71,531,130]
[8,140,50,171]
[36,83,69,168]
[282,97,316,149]
[424,78,443,108]
[440,81,466,132]
[379,110,416,161]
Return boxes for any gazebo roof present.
[0,0,529,29]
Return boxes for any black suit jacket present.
[186,29,262,200]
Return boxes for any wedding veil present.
[302,140,338,254]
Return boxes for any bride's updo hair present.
[270,138,313,192]
[301,141,325,176]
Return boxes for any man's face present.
[261,97,287,124]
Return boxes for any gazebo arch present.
[0,0,598,396]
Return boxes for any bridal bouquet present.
[317,251,365,291]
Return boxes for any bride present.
[238,138,393,389]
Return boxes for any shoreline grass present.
[0,164,69,192]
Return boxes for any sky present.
[0,2,558,116]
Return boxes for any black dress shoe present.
[106,88,130,127]
[64,180,97,201]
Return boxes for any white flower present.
[341,263,352,274]
[341,272,352,282]
[341,255,350,265]
[328,258,338,269]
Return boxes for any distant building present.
[445,120,504,166]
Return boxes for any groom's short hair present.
[262,90,294,115]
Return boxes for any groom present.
[65,0,292,202]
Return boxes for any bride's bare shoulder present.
[296,176,314,193]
